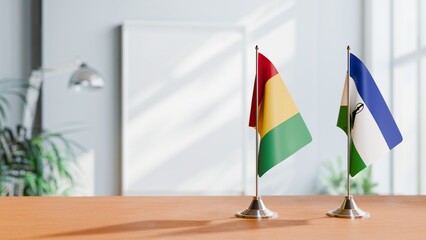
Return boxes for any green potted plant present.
[0,78,80,196]
[318,156,378,195]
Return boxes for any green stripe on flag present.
[350,143,367,177]
[258,113,312,177]
[337,105,348,132]
[337,104,367,177]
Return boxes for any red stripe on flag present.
[248,53,279,127]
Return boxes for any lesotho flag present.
[337,53,403,176]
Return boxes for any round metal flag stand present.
[236,196,277,219]
[327,195,369,218]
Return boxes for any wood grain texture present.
[0,196,425,239]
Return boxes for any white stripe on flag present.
[340,73,348,106]
[351,81,389,166]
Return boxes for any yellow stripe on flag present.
[258,74,299,138]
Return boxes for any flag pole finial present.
[347,45,351,51]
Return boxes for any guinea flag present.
[249,53,312,177]
[337,53,403,176]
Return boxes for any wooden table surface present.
[1,196,425,239]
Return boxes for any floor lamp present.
[22,61,105,137]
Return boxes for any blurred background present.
[0,0,424,196]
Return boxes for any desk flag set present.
[236,46,312,219]
[327,46,403,219]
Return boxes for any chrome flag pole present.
[327,46,369,219]
[236,45,277,219]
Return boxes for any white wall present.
[0,0,31,127]
[42,0,363,195]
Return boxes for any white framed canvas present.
[121,21,248,195]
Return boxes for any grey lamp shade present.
[69,63,104,90]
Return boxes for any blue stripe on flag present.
[350,53,403,149]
